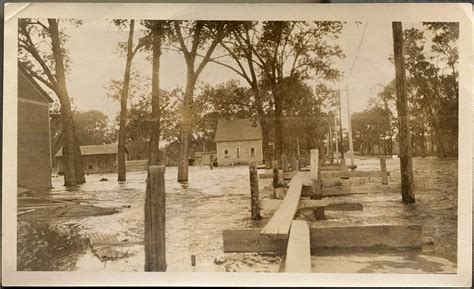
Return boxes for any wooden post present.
[329,125,334,164]
[340,157,348,172]
[291,156,299,172]
[272,160,279,189]
[310,149,321,199]
[392,22,415,203]
[338,89,344,160]
[249,162,261,220]
[281,154,288,172]
[346,84,355,168]
[144,165,167,271]
[380,156,388,185]
[334,115,339,164]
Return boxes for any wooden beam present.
[223,228,287,252]
[260,199,362,212]
[284,220,311,273]
[282,171,297,180]
[260,172,304,238]
[223,224,422,253]
[320,170,390,178]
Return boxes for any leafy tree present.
[18,18,85,186]
[172,20,232,182]
[74,110,114,145]
[352,104,392,156]
[122,88,180,161]
[193,80,255,152]
[110,19,148,181]
[377,23,459,157]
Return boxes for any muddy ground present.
[17,156,458,273]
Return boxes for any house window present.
[224,149,229,158]
[236,148,240,159]
[250,147,256,157]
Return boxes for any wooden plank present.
[284,220,311,273]
[223,224,422,253]
[260,172,304,238]
[310,149,319,180]
[320,165,343,171]
[320,170,390,178]
[260,199,362,212]
[309,224,422,250]
[223,229,287,252]
[282,171,297,180]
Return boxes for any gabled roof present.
[56,144,121,157]
[215,118,262,142]
[18,66,54,103]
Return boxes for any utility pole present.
[296,137,300,157]
[329,124,334,164]
[334,113,339,163]
[392,22,415,203]
[338,89,344,160]
[345,85,355,167]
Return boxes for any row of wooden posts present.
[143,151,389,271]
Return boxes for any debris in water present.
[213,257,226,265]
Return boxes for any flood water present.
[17,157,458,273]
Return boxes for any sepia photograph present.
[3,2,472,287]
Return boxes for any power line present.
[348,22,368,79]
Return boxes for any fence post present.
[341,158,348,172]
[281,154,288,173]
[249,162,262,220]
[380,156,388,185]
[310,149,322,199]
[145,165,167,272]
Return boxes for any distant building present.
[215,119,263,166]
[193,151,216,166]
[55,144,127,174]
[18,67,54,190]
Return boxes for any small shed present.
[193,151,217,166]
[17,67,54,190]
[55,144,126,174]
[215,118,263,166]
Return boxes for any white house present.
[215,118,263,166]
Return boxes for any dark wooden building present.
[55,144,126,174]
[18,67,54,190]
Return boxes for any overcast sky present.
[61,20,407,127]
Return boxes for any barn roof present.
[215,118,262,142]
[55,144,120,157]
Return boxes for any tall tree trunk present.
[177,70,196,182]
[392,22,415,203]
[251,86,270,165]
[72,124,85,183]
[117,19,135,181]
[149,27,162,166]
[48,19,85,186]
[272,87,284,159]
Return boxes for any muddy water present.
[18,157,457,272]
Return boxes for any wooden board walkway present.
[283,220,311,273]
[260,172,304,238]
